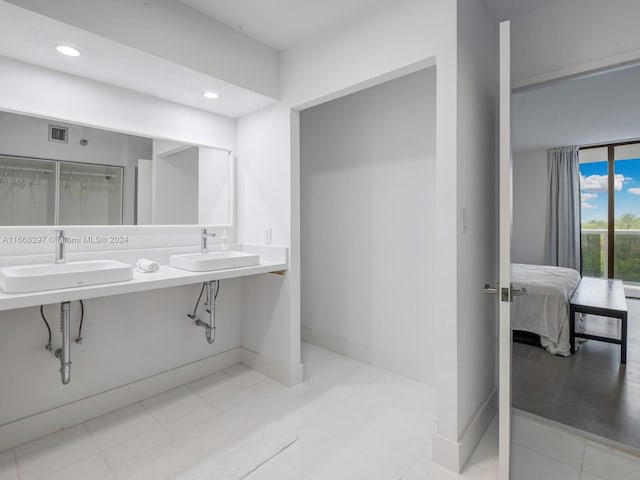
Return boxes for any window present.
[579,142,640,284]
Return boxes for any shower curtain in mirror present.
[544,146,581,272]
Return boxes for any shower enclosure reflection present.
[0,110,232,226]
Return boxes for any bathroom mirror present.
[0,110,232,227]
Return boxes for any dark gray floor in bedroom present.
[512,298,640,451]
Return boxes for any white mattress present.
[511,263,581,356]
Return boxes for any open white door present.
[498,20,512,480]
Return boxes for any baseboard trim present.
[241,348,304,387]
[301,325,429,383]
[432,388,497,473]
[0,348,242,452]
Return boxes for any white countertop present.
[0,250,287,312]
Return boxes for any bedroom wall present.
[511,0,640,88]
[510,0,640,268]
[299,68,437,384]
[512,150,547,265]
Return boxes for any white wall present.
[0,278,243,431]
[511,0,640,87]
[279,0,471,470]
[198,148,231,225]
[236,104,302,384]
[0,56,236,152]
[136,159,152,225]
[280,0,439,108]
[152,146,199,225]
[299,68,436,383]
[512,150,547,265]
[448,0,498,468]
[6,0,279,99]
[236,106,291,247]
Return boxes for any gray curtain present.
[544,146,581,271]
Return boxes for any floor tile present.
[160,408,224,441]
[513,298,640,450]
[512,413,586,468]
[2,344,504,480]
[276,423,347,474]
[511,444,580,480]
[469,416,498,467]
[39,454,112,480]
[224,364,268,387]
[100,424,171,470]
[581,440,640,480]
[242,456,299,480]
[141,385,218,426]
[187,370,249,404]
[211,378,290,414]
[85,403,162,452]
[0,449,18,480]
[402,454,461,479]
[14,424,99,480]
[304,442,397,480]
[580,472,606,480]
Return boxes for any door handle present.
[511,287,528,297]
[483,283,498,294]
[483,283,528,302]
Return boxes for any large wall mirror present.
[0,111,233,227]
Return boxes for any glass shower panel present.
[0,156,56,226]
[58,161,124,225]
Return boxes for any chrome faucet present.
[201,228,216,253]
[54,229,65,264]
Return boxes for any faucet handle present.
[201,227,216,237]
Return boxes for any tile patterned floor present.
[513,298,640,450]
[511,411,640,480]
[0,342,638,479]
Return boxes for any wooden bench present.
[569,277,628,364]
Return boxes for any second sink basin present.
[169,251,260,272]
[0,260,134,293]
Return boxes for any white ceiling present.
[513,64,640,153]
[0,2,275,119]
[178,0,568,44]
[179,0,388,50]
[483,0,564,21]
[0,0,577,123]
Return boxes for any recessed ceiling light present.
[55,45,82,57]
[203,91,219,100]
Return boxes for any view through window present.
[580,143,640,283]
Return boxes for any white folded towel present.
[136,258,159,273]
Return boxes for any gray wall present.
[512,150,547,265]
[454,0,498,451]
[300,68,437,384]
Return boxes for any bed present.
[511,263,581,356]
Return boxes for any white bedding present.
[511,263,581,356]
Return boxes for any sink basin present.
[169,251,260,272]
[0,260,134,293]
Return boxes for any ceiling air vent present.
[48,125,68,143]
